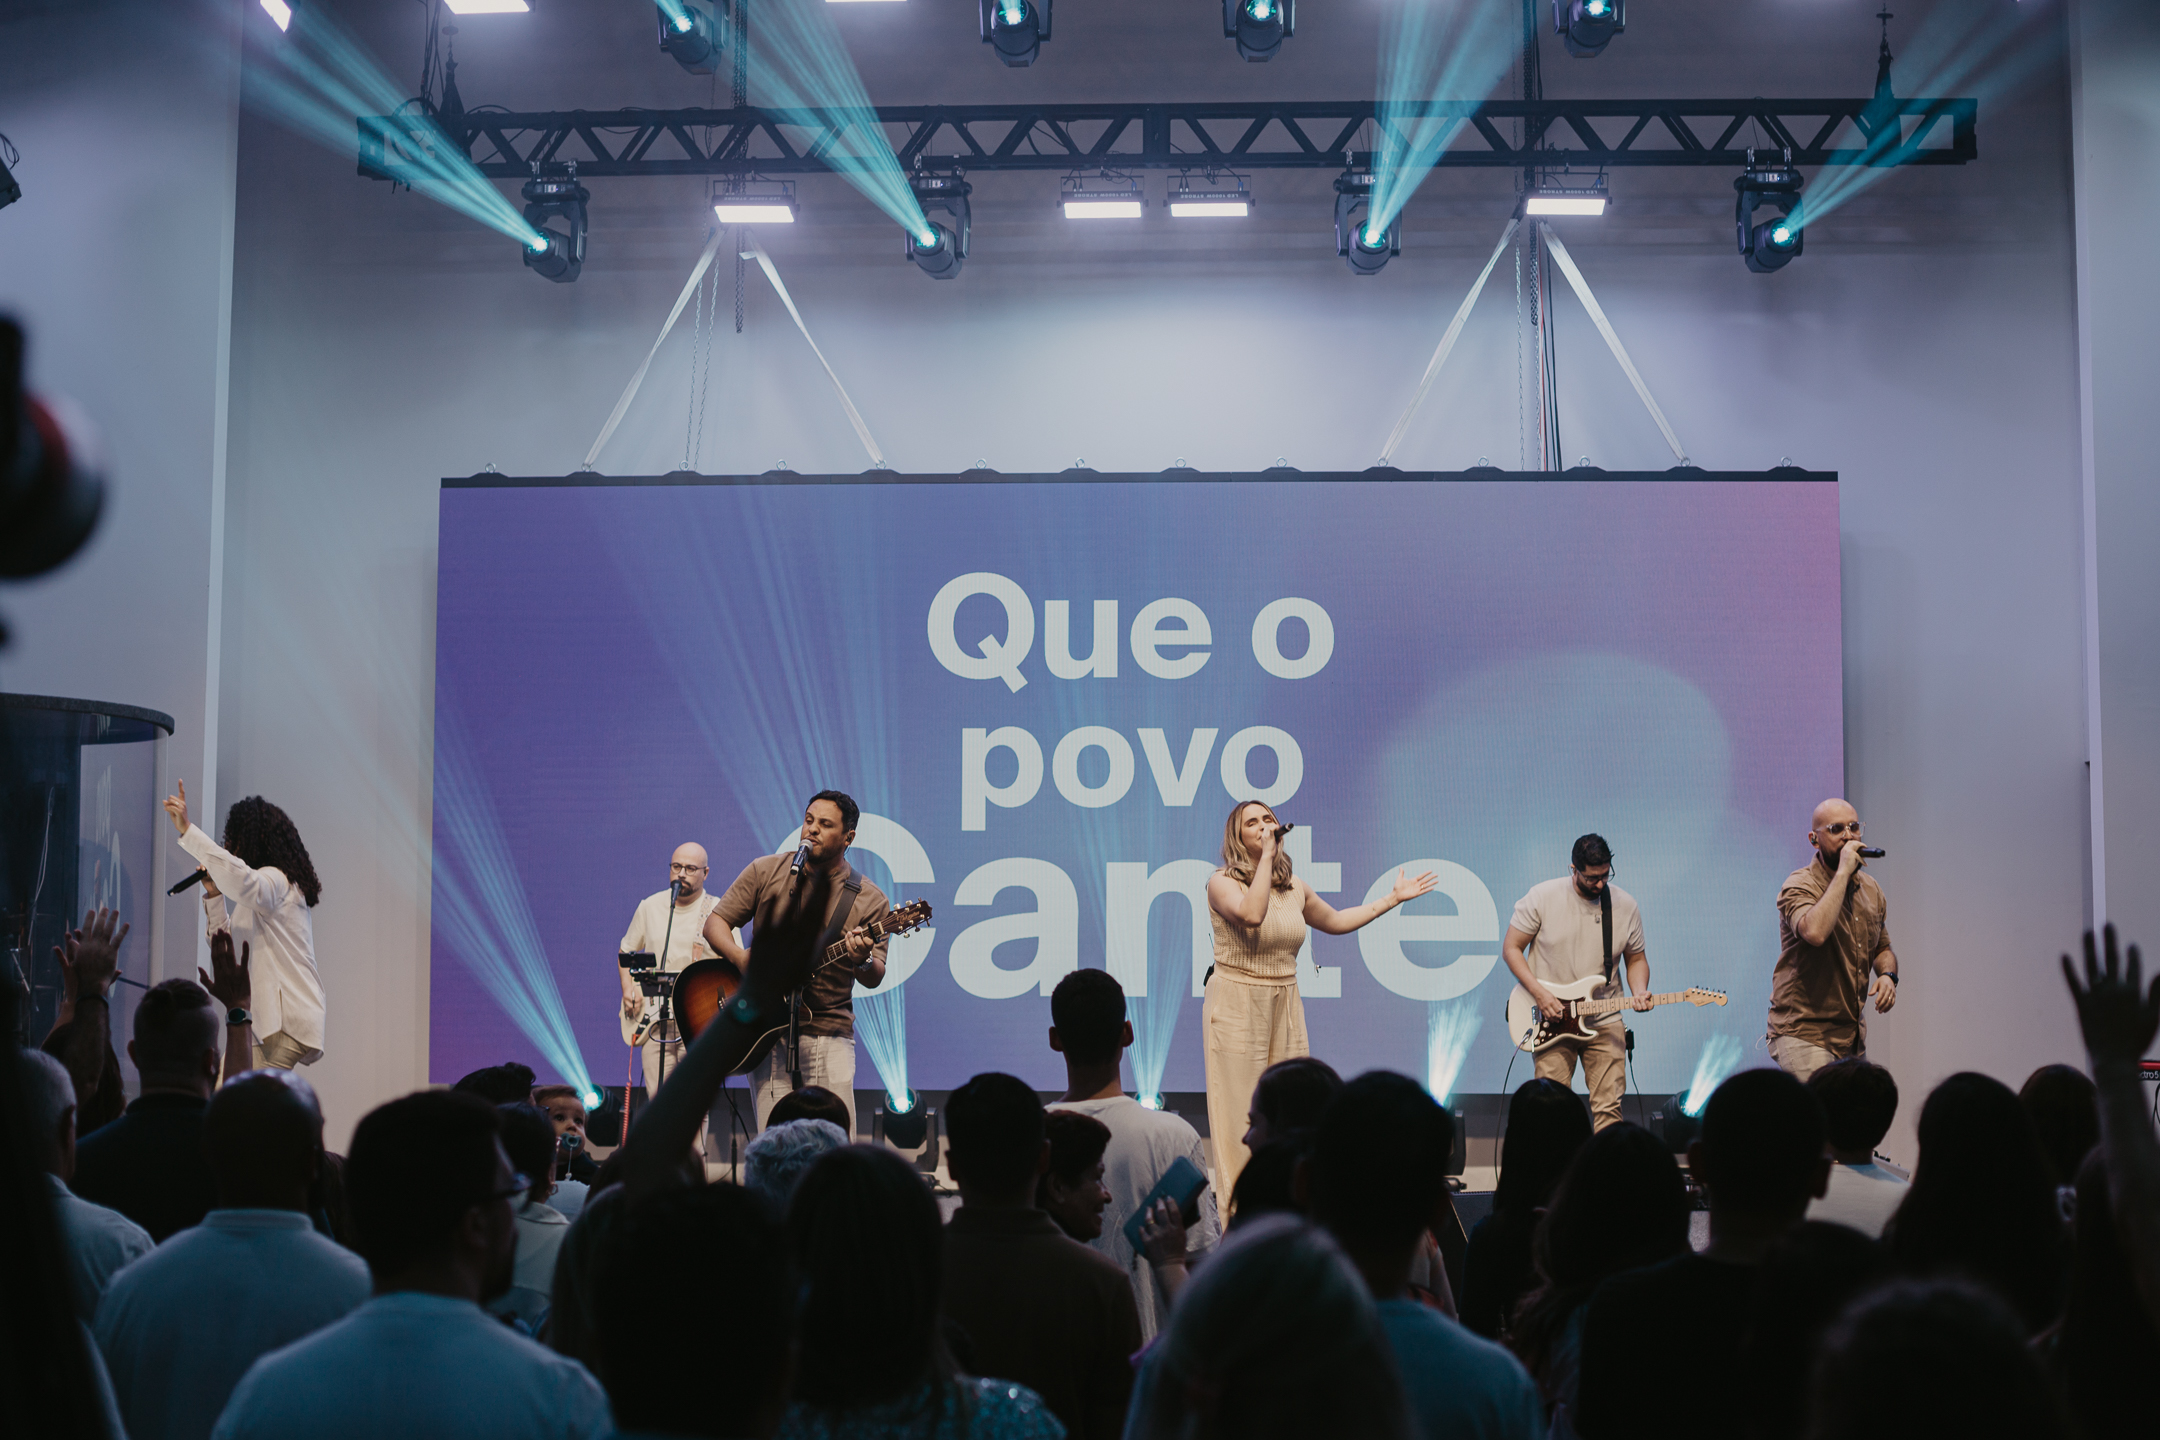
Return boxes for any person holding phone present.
[1203,800,1436,1199]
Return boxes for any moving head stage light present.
[907,173,971,278]
[659,0,726,75]
[1334,171,1398,276]
[1554,0,1624,58]
[1736,157,1804,274]
[1224,0,1293,63]
[522,162,588,283]
[980,0,1049,68]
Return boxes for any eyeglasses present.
[1820,821,1864,837]
[668,863,708,874]
[1573,868,1615,885]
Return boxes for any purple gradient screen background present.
[431,478,1841,1095]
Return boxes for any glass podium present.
[2,693,174,1050]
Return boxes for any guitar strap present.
[1601,886,1615,983]
[804,870,866,1012]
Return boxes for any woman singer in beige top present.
[1203,800,1437,1197]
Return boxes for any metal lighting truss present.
[360,96,1976,182]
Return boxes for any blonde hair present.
[1220,801,1295,894]
[1130,1216,1415,1440]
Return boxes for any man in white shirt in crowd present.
[1502,834,1652,1132]
[211,1089,611,1440]
[617,842,725,1101]
[95,1070,370,1440]
[11,1048,151,1321]
[1046,968,1219,1342]
[487,1103,572,1332]
[1804,1057,1909,1238]
[1308,1071,1543,1440]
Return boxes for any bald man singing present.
[618,843,728,1099]
[1767,799,1899,1080]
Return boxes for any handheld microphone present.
[168,868,208,896]
[1274,822,1296,839]
[1858,847,1886,858]
[789,843,811,879]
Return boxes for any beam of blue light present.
[597,492,919,1084]
[745,0,935,244]
[1680,1034,1743,1117]
[856,983,909,1106]
[655,0,694,29]
[1425,998,1481,1104]
[242,7,546,248]
[1791,0,2060,235]
[1366,0,1517,241]
[433,704,597,1096]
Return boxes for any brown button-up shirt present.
[1770,855,1892,1056]
[712,853,888,1039]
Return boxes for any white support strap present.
[582,227,728,472]
[1537,222,1692,467]
[742,238,886,469]
[1377,216,1520,468]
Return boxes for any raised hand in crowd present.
[199,931,252,1011]
[202,931,255,1082]
[2062,924,2160,1326]
[56,904,127,1004]
[51,906,127,1120]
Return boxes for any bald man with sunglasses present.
[1768,798,1899,1080]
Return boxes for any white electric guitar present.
[1505,974,1728,1053]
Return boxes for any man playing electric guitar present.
[703,790,887,1135]
[1501,834,1651,1131]
[619,842,727,1099]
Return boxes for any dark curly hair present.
[222,796,323,907]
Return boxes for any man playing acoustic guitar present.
[1501,834,1652,1131]
[703,790,887,1135]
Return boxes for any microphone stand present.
[654,884,679,1097]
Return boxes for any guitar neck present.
[822,917,886,965]
[1575,990,1692,1018]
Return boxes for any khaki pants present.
[752,1033,858,1135]
[1534,1022,1628,1131]
[1767,1032,1862,1082]
[251,1030,317,1070]
[1203,972,1309,1206]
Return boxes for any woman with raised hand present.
[164,780,327,1070]
[1202,800,1434,1198]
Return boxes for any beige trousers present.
[1534,1022,1629,1131]
[1202,971,1309,1207]
[1767,1032,1863,1082]
[752,1033,858,1135]
[251,1030,316,1070]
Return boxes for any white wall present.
[0,0,241,993]
[8,0,2110,1151]
[2074,0,2160,967]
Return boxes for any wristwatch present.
[226,1006,252,1028]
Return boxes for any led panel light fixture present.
[1522,177,1610,217]
[1169,176,1252,217]
[1524,194,1607,216]
[713,193,796,223]
[260,0,292,30]
[1062,176,1143,219]
[446,0,531,12]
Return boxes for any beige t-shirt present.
[619,889,725,974]
[1509,876,1645,1025]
